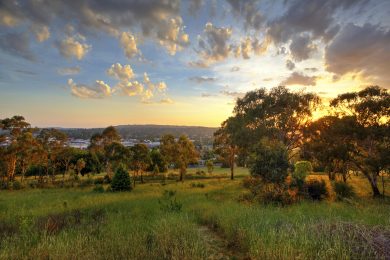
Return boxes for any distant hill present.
[55,125,218,141]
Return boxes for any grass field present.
[1,167,389,259]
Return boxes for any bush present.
[260,188,294,206]
[190,182,205,188]
[291,161,312,192]
[94,177,104,185]
[110,165,131,192]
[103,174,112,184]
[305,180,328,200]
[79,178,94,188]
[93,184,105,193]
[159,190,182,212]
[206,160,214,173]
[249,139,289,185]
[12,181,22,190]
[333,181,355,200]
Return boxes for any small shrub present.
[12,181,22,190]
[306,180,328,200]
[103,174,112,184]
[159,190,182,212]
[79,178,94,188]
[260,188,294,206]
[0,181,9,190]
[292,161,312,192]
[94,177,104,185]
[190,182,205,188]
[111,165,131,192]
[206,160,214,173]
[333,181,355,200]
[93,184,105,193]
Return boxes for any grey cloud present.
[226,0,264,30]
[57,66,81,75]
[325,23,390,86]
[281,72,317,86]
[220,90,245,98]
[289,34,317,62]
[0,32,35,61]
[304,67,319,72]
[189,76,217,84]
[231,66,240,72]
[286,60,295,70]
[201,93,217,97]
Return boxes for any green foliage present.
[260,187,294,206]
[249,139,289,185]
[333,181,355,200]
[103,174,111,184]
[93,177,104,185]
[305,180,328,200]
[292,161,312,192]
[159,190,182,212]
[92,184,105,193]
[110,165,131,192]
[12,180,22,190]
[190,182,205,188]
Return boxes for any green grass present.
[1,169,389,259]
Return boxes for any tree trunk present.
[7,155,16,182]
[140,171,144,183]
[366,173,381,197]
[381,172,385,196]
[230,148,235,180]
[179,167,185,182]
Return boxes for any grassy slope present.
[0,168,389,259]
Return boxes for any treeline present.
[214,86,389,198]
[57,125,217,141]
[0,120,199,188]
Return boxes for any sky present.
[0,0,389,128]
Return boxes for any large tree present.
[160,134,199,182]
[233,86,320,159]
[130,144,151,185]
[329,86,389,197]
[0,116,31,182]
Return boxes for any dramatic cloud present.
[281,72,317,86]
[325,23,390,86]
[107,63,134,82]
[305,67,319,72]
[226,0,264,30]
[57,35,91,60]
[289,34,317,61]
[189,76,217,84]
[0,0,188,59]
[57,66,81,76]
[286,60,295,71]
[68,79,112,99]
[196,22,233,65]
[119,32,139,59]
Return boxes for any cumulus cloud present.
[107,63,134,81]
[68,79,112,99]
[195,22,233,65]
[189,76,217,84]
[57,35,91,60]
[0,0,189,59]
[325,23,390,86]
[57,66,81,76]
[281,72,317,86]
[116,80,144,97]
[286,60,295,71]
[31,24,50,42]
[143,73,167,93]
[157,17,190,55]
[119,32,139,59]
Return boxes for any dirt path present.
[198,225,249,260]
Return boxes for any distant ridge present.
[53,125,218,140]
